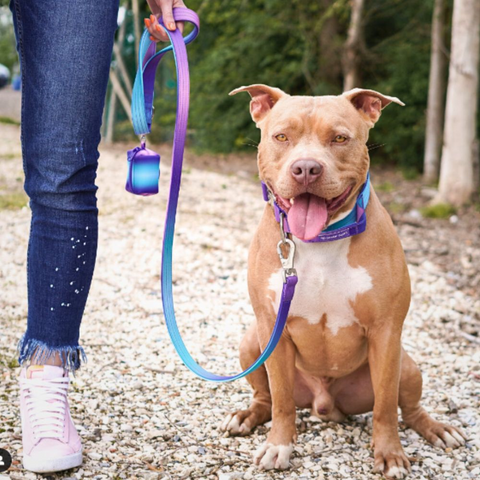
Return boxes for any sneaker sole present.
[23,450,82,473]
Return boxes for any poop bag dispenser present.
[126,140,160,196]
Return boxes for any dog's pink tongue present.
[287,193,328,240]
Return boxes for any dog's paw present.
[373,443,411,479]
[220,406,271,436]
[404,411,467,450]
[431,424,467,449]
[253,442,293,470]
[221,412,252,436]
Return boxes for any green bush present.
[147,0,445,172]
[420,203,456,219]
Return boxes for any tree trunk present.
[318,1,343,88]
[132,0,141,67]
[343,0,365,91]
[105,2,129,144]
[423,0,447,184]
[437,0,480,205]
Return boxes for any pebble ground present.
[0,124,478,479]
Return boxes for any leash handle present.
[131,8,200,136]
[132,9,298,382]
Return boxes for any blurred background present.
[0,0,479,205]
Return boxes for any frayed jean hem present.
[17,335,87,373]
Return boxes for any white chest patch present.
[267,237,373,335]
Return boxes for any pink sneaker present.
[19,365,82,473]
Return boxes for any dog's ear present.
[230,84,288,123]
[343,88,405,127]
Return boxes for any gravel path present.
[0,124,479,480]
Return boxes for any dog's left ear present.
[229,84,288,124]
[343,88,405,127]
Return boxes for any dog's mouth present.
[274,186,353,241]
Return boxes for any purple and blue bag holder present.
[127,9,199,196]
[126,141,161,195]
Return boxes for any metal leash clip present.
[277,213,297,283]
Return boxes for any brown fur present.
[221,86,465,477]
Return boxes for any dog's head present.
[230,85,404,241]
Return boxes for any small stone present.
[88,452,102,461]
[408,209,422,220]
[218,474,244,480]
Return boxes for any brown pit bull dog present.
[220,85,466,478]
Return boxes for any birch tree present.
[423,0,447,183]
[437,0,480,205]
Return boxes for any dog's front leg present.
[253,320,296,471]
[368,323,411,479]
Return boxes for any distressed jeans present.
[10,0,119,370]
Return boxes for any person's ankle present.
[30,351,63,368]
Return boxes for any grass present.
[0,352,19,369]
[0,153,20,161]
[375,181,395,193]
[401,167,420,181]
[387,202,406,214]
[0,191,28,210]
[0,116,20,126]
[420,203,456,219]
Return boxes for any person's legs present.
[12,0,119,369]
[10,0,119,472]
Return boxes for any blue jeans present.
[11,0,119,370]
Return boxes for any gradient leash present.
[129,8,298,382]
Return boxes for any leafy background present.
[1,0,479,172]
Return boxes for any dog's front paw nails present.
[253,442,293,470]
[221,413,252,436]
[373,445,411,479]
[220,405,271,437]
[431,424,467,449]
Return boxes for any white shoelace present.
[20,376,70,440]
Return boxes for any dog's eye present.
[333,135,347,143]
[275,134,288,143]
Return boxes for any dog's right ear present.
[229,84,287,123]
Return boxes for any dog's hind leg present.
[399,349,466,449]
[220,323,272,436]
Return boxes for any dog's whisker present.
[367,143,386,151]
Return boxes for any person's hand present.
[145,0,186,42]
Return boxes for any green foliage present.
[401,167,421,180]
[182,0,351,152]
[420,203,456,219]
[0,7,17,72]
[147,0,445,171]
[366,0,434,169]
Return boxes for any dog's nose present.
[290,159,324,185]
